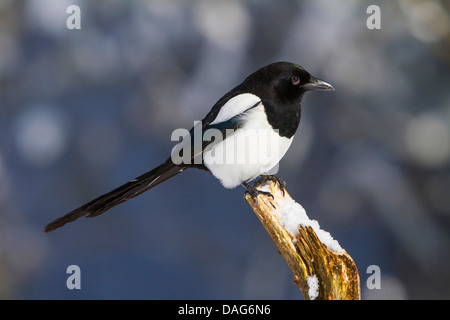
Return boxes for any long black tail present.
[44,160,184,233]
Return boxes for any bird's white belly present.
[203,105,293,189]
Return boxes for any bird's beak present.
[302,76,334,91]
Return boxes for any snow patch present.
[259,183,344,253]
[307,275,319,300]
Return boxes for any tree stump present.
[245,181,361,300]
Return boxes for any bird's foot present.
[242,182,274,203]
[254,175,286,196]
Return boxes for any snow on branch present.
[245,181,361,300]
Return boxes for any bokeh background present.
[1,0,450,299]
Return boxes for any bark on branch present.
[245,181,361,300]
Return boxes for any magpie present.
[44,62,333,233]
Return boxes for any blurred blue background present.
[1,0,450,299]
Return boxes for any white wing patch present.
[210,93,261,125]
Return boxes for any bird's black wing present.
[200,89,243,127]
[183,96,262,166]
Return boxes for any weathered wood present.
[245,181,361,300]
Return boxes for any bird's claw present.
[254,175,287,196]
[243,182,274,203]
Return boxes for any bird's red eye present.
[292,75,300,85]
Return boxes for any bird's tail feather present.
[44,160,184,233]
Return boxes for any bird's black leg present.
[242,182,274,202]
[254,175,287,195]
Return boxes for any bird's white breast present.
[203,104,293,188]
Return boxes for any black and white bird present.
[44,62,333,233]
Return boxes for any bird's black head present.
[238,62,334,138]
[244,62,334,104]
